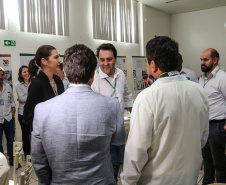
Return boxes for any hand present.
[128,107,132,113]
[17,98,21,103]
[11,109,15,117]
[224,124,226,131]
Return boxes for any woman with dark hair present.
[15,65,32,158]
[23,45,64,155]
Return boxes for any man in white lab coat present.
[121,36,209,185]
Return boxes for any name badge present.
[0,99,4,106]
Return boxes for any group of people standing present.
[0,42,133,183]
[0,36,226,185]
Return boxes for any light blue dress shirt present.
[0,82,15,123]
[199,65,226,120]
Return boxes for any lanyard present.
[68,85,74,88]
[203,76,213,88]
[97,68,117,96]
[104,78,117,90]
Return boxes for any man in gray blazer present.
[31,44,127,185]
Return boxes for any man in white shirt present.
[0,67,16,166]
[178,53,198,82]
[55,63,70,91]
[121,36,209,185]
[199,48,226,185]
[91,43,133,182]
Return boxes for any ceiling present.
[137,0,226,14]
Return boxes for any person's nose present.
[201,60,205,65]
[57,60,61,66]
[103,60,109,66]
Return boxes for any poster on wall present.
[0,54,12,87]
[96,56,127,77]
[20,53,64,67]
[20,53,35,66]
[132,56,148,98]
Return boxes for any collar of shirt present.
[180,67,186,74]
[69,84,90,87]
[98,67,119,80]
[152,75,187,87]
[63,76,68,81]
[201,65,220,80]
[20,81,30,87]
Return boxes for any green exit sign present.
[4,40,16,46]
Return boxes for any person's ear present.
[63,69,66,76]
[91,69,95,79]
[213,57,219,65]
[151,60,158,73]
[41,58,48,66]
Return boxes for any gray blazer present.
[31,85,126,185]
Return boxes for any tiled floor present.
[8,159,204,185]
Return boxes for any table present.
[0,152,10,185]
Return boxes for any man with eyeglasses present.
[91,43,133,182]
[0,67,16,166]
[199,48,226,185]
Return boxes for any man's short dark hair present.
[210,49,219,59]
[146,36,179,72]
[63,44,97,84]
[97,43,117,58]
[178,53,183,63]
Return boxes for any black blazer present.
[23,70,64,126]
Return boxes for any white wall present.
[142,5,171,55]
[0,1,176,142]
[0,0,140,141]
[171,6,226,77]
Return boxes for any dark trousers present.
[110,144,125,182]
[202,121,226,184]
[0,118,15,164]
[18,114,31,157]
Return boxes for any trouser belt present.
[209,119,226,124]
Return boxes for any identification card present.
[0,99,4,106]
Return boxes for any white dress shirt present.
[180,67,198,83]
[63,76,70,91]
[15,82,30,115]
[121,75,209,185]
[91,67,133,114]
[0,82,15,123]
[199,65,226,120]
